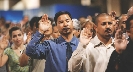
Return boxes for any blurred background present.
[0,0,132,23]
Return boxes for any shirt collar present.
[91,35,114,48]
[58,36,78,46]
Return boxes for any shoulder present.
[4,47,12,52]
[4,47,12,55]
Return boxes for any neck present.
[61,32,73,42]
[43,35,51,40]
[97,34,112,46]
[12,44,24,50]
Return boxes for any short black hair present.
[126,15,133,30]
[54,11,72,25]
[35,17,42,29]
[29,17,39,30]
[9,27,22,38]
[36,17,53,29]
[95,13,111,25]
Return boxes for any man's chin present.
[61,32,71,35]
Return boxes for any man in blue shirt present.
[26,11,79,72]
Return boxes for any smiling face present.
[56,14,73,35]
[11,30,24,46]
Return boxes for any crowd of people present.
[0,6,133,72]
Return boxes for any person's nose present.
[106,23,110,28]
[63,21,68,26]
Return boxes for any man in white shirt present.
[68,13,115,72]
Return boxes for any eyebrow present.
[66,19,69,21]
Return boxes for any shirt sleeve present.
[4,48,10,56]
[68,42,87,72]
[26,31,50,59]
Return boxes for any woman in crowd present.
[0,26,29,72]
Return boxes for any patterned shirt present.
[4,48,29,72]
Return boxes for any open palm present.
[0,36,8,50]
[115,29,128,54]
[80,28,92,45]
[38,14,50,34]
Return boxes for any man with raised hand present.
[26,11,79,72]
[68,13,115,72]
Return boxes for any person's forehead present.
[98,16,112,21]
[12,30,22,35]
[121,16,127,21]
[57,14,70,20]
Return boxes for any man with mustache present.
[106,15,133,72]
[26,11,79,72]
[68,13,115,72]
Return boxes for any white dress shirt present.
[68,35,115,72]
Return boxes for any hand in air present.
[38,14,50,34]
[80,28,92,45]
[115,29,128,54]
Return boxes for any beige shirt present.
[68,35,115,72]
[32,59,45,72]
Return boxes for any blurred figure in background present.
[20,15,29,32]
[79,16,86,29]
[51,23,60,39]
[82,20,96,38]
[0,27,29,72]
[72,19,81,38]
[118,14,128,29]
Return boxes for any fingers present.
[41,14,49,22]
[115,28,128,41]
[1,35,8,43]
[115,29,121,39]
[81,28,92,39]
[122,33,128,41]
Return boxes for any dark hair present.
[29,17,38,30]
[48,17,54,24]
[36,17,53,29]
[126,15,133,30]
[95,13,111,25]
[54,11,72,25]
[9,27,22,38]
[35,17,42,28]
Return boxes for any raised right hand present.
[115,29,128,54]
[38,14,50,34]
[80,28,92,45]
[0,35,8,50]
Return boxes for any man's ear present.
[126,30,130,36]
[93,24,97,31]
